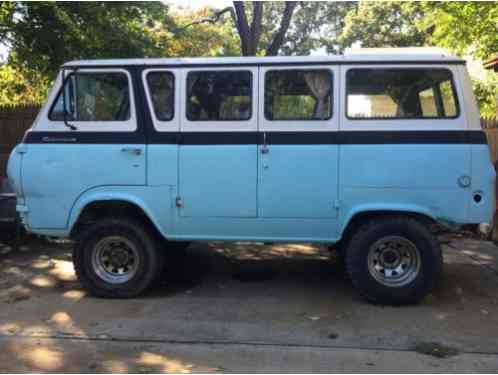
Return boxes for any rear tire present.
[73,217,160,298]
[345,216,442,305]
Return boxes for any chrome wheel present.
[367,236,421,287]
[91,236,140,284]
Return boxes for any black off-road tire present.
[73,217,161,298]
[345,216,442,305]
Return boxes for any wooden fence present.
[0,105,41,177]
[482,117,498,163]
[0,104,498,176]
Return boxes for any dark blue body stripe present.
[24,130,487,145]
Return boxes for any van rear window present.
[346,68,459,119]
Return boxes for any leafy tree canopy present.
[418,1,498,60]
[0,2,168,78]
[0,63,49,105]
[337,1,428,50]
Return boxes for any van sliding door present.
[258,65,340,226]
[178,67,258,218]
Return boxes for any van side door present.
[258,65,340,230]
[21,68,145,229]
[177,67,258,218]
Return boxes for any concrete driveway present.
[0,235,498,372]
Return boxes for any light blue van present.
[7,49,495,304]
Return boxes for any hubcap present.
[367,236,421,287]
[92,236,140,284]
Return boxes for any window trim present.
[345,67,461,121]
[264,69,334,122]
[144,70,175,122]
[185,69,253,122]
[48,70,133,122]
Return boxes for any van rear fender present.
[340,204,438,241]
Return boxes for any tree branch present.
[248,2,263,55]
[233,1,251,55]
[266,1,298,56]
[176,6,234,31]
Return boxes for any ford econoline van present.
[7,48,495,304]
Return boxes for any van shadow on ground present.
[153,241,348,297]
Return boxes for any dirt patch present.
[411,341,460,358]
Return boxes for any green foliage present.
[254,2,356,55]
[415,2,498,116]
[284,2,357,55]
[418,2,498,60]
[337,1,428,49]
[473,72,498,117]
[1,2,168,78]
[155,7,240,57]
[0,63,50,105]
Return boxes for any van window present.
[346,69,459,119]
[265,70,332,121]
[146,72,174,121]
[440,80,457,117]
[50,72,130,121]
[186,71,251,121]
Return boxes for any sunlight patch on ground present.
[49,312,72,325]
[102,359,129,373]
[48,260,76,281]
[10,342,64,371]
[137,352,194,373]
[62,289,86,301]
[30,275,57,288]
[30,258,55,270]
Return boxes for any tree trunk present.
[179,1,297,57]
[248,2,263,55]
[233,2,251,56]
[266,2,298,56]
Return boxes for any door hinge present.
[175,196,183,208]
[333,199,341,210]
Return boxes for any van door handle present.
[121,147,142,156]
[261,132,269,154]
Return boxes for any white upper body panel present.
[30,48,478,133]
[63,48,464,68]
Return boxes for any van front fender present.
[67,186,171,237]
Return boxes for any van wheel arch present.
[70,200,163,241]
[338,210,437,254]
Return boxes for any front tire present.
[345,216,442,305]
[73,217,161,298]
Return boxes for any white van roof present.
[64,47,464,67]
